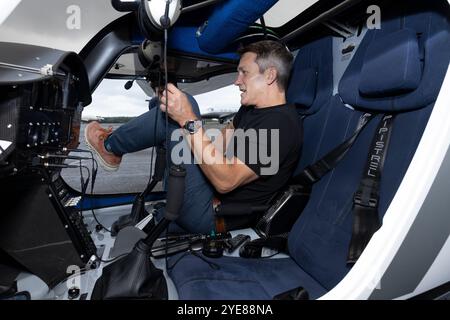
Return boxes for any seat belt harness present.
[347,114,395,265]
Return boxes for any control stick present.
[111,147,166,236]
[91,165,186,300]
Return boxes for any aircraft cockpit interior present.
[0,0,450,301]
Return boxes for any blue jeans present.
[104,96,215,234]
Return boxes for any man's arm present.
[211,121,234,155]
[160,84,258,194]
[186,126,257,193]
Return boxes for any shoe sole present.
[84,124,120,172]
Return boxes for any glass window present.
[61,79,156,194]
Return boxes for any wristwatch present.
[183,119,202,134]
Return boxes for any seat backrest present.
[286,36,334,172]
[287,0,450,290]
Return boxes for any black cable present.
[62,148,109,233]
[82,154,110,233]
[77,161,90,217]
[143,71,160,198]
[59,147,98,193]
[79,159,85,197]
[166,251,190,271]
[85,158,109,233]
[260,16,268,40]
[163,27,170,172]
[90,155,98,195]
[96,252,128,263]
[72,157,111,233]
[89,201,112,233]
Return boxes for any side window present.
[61,81,241,194]
[61,79,154,194]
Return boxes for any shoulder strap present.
[292,113,375,185]
[347,114,396,265]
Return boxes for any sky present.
[84,79,242,118]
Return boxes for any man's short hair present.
[238,40,293,91]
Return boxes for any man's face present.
[234,52,267,106]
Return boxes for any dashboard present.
[0,42,91,177]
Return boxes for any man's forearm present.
[184,128,240,193]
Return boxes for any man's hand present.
[160,84,258,194]
[159,83,198,127]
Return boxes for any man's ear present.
[265,67,277,86]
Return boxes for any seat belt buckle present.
[353,192,378,208]
[302,167,319,184]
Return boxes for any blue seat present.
[169,36,335,300]
[286,36,334,172]
[168,0,450,299]
[289,0,450,290]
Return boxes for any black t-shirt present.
[218,104,302,206]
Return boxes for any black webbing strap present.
[292,113,375,186]
[347,114,396,265]
[239,236,288,258]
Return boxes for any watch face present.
[187,121,195,132]
[185,120,201,134]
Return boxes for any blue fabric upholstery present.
[168,26,239,61]
[287,67,317,108]
[287,37,333,115]
[287,37,334,173]
[294,96,356,175]
[288,106,432,289]
[169,254,327,300]
[339,0,450,112]
[196,0,278,54]
[289,0,450,290]
[359,28,422,97]
[168,0,450,299]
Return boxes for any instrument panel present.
[0,42,91,176]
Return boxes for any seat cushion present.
[168,253,327,300]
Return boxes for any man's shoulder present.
[237,104,300,128]
[276,103,298,115]
[263,104,299,124]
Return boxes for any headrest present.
[339,2,450,113]
[286,36,333,114]
[359,29,421,98]
[287,67,318,109]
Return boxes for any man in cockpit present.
[85,40,302,233]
